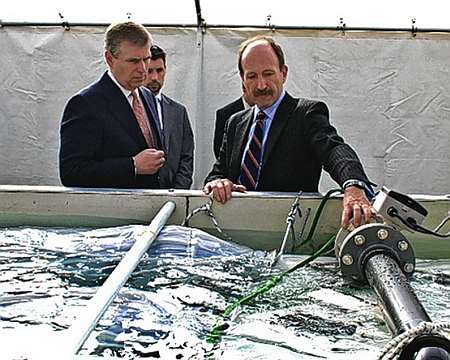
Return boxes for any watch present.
[343,179,367,190]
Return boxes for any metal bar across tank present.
[65,201,176,356]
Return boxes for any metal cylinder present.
[365,253,430,335]
[365,254,450,360]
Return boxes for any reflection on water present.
[0,225,449,359]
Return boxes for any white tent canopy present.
[2,0,449,29]
[0,2,449,194]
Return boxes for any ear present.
[281,64,288,83]
[105,50,114,68]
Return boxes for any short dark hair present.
[150,45,167,65]
[238,35,285,75]
[105,22,152,57]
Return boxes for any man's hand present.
[341,186,375,229]
[203,178,246,204]
[134,149,165,175]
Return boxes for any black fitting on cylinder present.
[399,335,450,360]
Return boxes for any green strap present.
[207,234,336,343]
[207,190,342,343]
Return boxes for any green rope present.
[207,190,342,343]
[207,234,336,343]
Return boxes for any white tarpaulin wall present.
[0,26,449,194]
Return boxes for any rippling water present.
[0,225,449,359]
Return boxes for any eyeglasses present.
[150,45,165,58]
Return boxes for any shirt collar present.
[107,70,134,100]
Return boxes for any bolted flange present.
[335,223,415,283]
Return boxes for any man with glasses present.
[60,22,169,189]
[144,45,194,189]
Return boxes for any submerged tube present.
[65,201,176,356]
[365,254,450,359]
[365,254,430,334]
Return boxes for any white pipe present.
[65,201,176,355]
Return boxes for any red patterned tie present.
[131,90,155,148]
[240,111,266,190]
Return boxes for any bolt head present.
[398,240,409,252]
[342,254,354,266]
[354,235,366,246]
[404,263,414,273]
[377,228,389,240]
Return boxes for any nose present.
[137,59,147,73]
[148,71,158,80]
[256,77,267,90]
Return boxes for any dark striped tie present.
[240,111,266,190]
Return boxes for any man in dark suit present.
[204,35,374,229]
[59,22,167,189]
[213,84,254,159]
[145,45,194,189]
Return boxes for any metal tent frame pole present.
[1,20,450,34]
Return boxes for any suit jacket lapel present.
[160,94,172,152]
[140,90,160,132]
[262,93,296,166]
[99,73,147,149]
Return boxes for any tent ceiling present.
[1,0,449,29]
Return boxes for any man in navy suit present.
[204,35,374,228]
[213,84,254,159]
[59,22,166,189]
[144,45,194,189]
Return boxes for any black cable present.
[387,208,450,238]
[409,222,450,238]
[294,189,342,250]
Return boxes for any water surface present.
[0,225,449,359]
